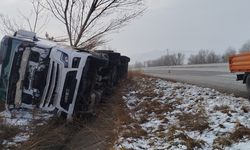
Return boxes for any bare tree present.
[222,47,237,62]
[206,51,220,64]
[0,14,24,35]
[176,53,185,65]
[146,52,185,67]
[134,61,144,68]
[21,0,49,33]
[0,0,48,35]
[188,55,198,64]
[188,50,208,64]
[43,0,145,50]
[188,50,221,64]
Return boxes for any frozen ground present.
[0,108,53,149]
[1,73,250,149]
[115,75,250,150]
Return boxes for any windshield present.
[0,37,22,101]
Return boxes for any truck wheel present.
[246,75,250,93]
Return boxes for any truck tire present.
[246,75,250,93]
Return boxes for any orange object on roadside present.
[229,52,250,73]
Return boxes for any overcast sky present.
[1,0,250,63]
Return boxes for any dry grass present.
[213,123,250,149]
[177,110,210,132]
[18,77,135,150]
[121,124,148,139]
[0,104,22,149]
[128,71,173,117]
[176,133,205,150]
[0,124,22,140]
[241,106,250,113]
[19,117,74,150]
[112,71,250,149]
[128,72,159,99]
[126,71,208,149]
[214,105,231,114]
[167,126,205,150]
[106,81,137,149]
[137,89,159,99]
[0,124,22,149]
[154,125,166,138]
[134,100,173,114]
[167,126,179,141]
[108,73,157,146]
[127,70,148,79]
[23,114,108,150]
[0,101,5,111]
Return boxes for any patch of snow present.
[226,141,250,150]
[13,133,30,143]
[0,109,53,148]
[0,109,53,126]
[115,77,250,150]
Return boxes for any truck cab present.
[0,30,108,119]
[0,30,130,120]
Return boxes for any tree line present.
[133,52,185,68]
[133,40,250,68]
[188,40,250,64]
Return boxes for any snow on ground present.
[115,76,250,150]
[0,108,53,149]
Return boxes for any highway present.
[142,63,249,98]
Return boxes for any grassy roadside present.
[5,70,250,149]
[0,100,24,149]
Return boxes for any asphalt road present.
[142,63,249,98]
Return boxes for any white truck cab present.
[0,30,130,120]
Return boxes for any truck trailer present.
[229,52,250,92]
[0,30,130,120]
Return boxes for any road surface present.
[142,63,249,98]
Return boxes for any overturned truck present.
[0,30,130,120]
